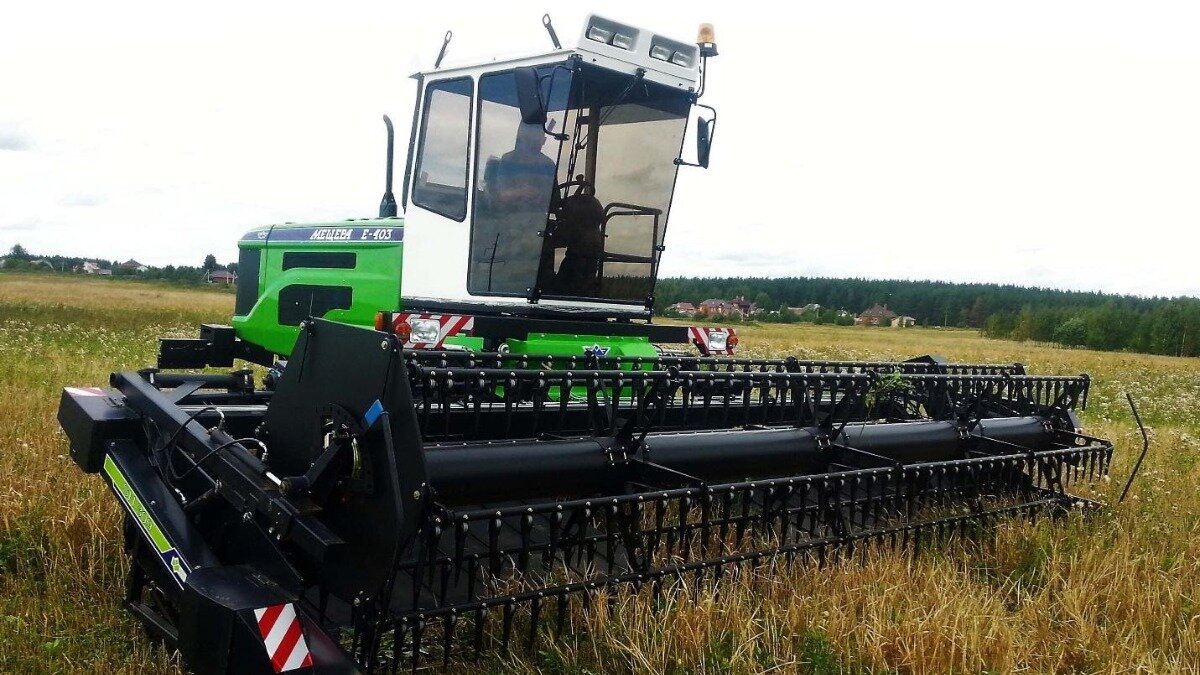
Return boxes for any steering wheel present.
[554,178,595,201]
[545,179,601,242]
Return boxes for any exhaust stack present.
[378,114,397,218]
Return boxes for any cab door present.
[400,76,475,303]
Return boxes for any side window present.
[412,78,473,221]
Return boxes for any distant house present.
[119,259,149,273]
[79,261,107,275]
[666,302,697,316]
[856,304,899,326]
[891,316,917,328]
[731,296,757,316]
[698,299,735,316]
[0,257,7,268]
[207,269,237,285]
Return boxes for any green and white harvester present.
[58,14,1114,674]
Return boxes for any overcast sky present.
[2,1,1198,297]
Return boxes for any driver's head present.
[515,122,547,154]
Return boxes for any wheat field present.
[2,274,1199,674]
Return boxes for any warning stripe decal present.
[254,603,313,672]
[688,326,738,356]
[392,313,476,349]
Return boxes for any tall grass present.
[2,276,1198,673]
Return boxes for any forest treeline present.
[656,276,1200,357]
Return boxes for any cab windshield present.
[470,61,690,304]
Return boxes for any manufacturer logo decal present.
[584,344,610,357]
[268,226,403,242]
[358,228,394,240]
[307,227,397,241]
[103,454,191,588]
[308,228,354,241]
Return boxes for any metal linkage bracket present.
[814,374,874,445]
[626,457,706,490]
[612,375,675,458]
[277,404,368,497]
[830,443,903,471]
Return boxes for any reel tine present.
[489,516,502,576]
[442,612,456,667]
[411,617,424,673]
[472,607,486,660]
[555,592,569,637]
[527,594,542,651]
[501,600,515,653]
[544,508,562,572]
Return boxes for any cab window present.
[412,78,473,221]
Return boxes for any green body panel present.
[232,219,404,356]
[440,333,657,365]
[506,333,658,361]
[510,334,659,399]
[231,220,672,361]
[442,335,486,351]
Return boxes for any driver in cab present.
[489,122,557,208]
[473,121,558,293]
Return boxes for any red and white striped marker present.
[392,313,475,349]
[688,326,739,356]
[253,603,313,672]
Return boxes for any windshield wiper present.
[575,68,646,151]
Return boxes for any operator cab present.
[401,15,711,318]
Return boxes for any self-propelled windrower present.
[58,15,1113,674]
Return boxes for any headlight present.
[707,331,728,352]
[586,25,613,43]
[650,44,673,61]
[584,17,638,51]
[649,36,698,68]
[408,318,441,344]
[610,32,635,50]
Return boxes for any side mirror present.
[696,116,715,169]
[514,67,547,126]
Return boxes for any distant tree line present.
[656,276,1200,357]
[982,302,1200,357]
[2,244,235,285]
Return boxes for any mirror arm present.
[539,65,574,141]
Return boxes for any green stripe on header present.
[103,454,172,554]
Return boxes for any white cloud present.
[58,193,105,207]
[0,120,32,151]
[0,132,30,152]
[1,1,1198,297]
[0,216,38,232]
